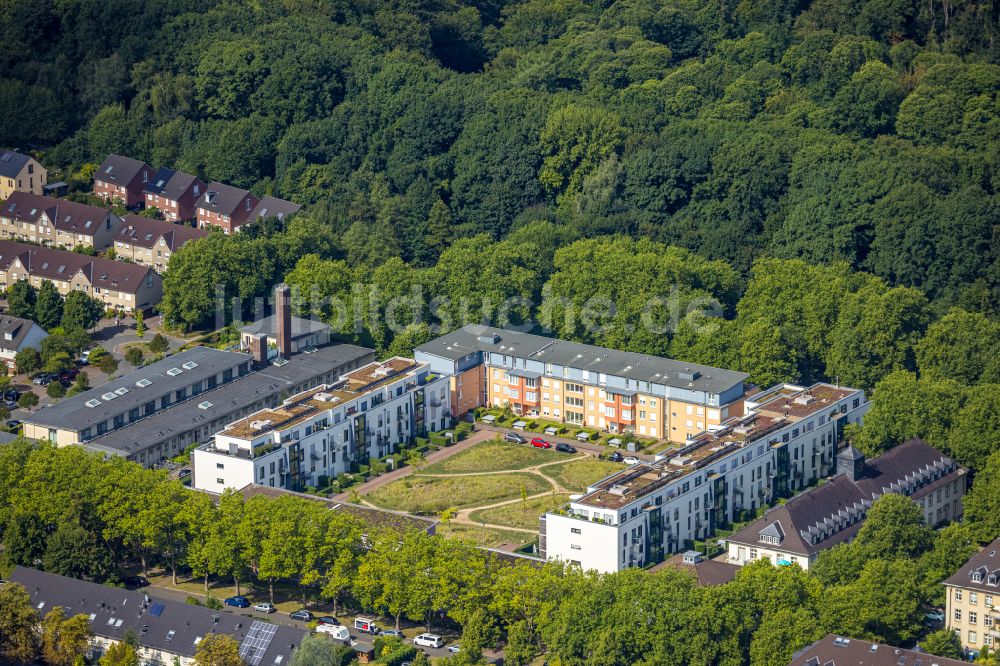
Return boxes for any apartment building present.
[416,325,752,444]
[8,567,305,666]
[143,167,205,222]
[0,149,46,198]
[0,239,162,311]
[114,214,207,272]
[944,536,1000,654]
[192,357,451,493]
[1,192,122,250]
[541,382,869,572]
[725,438,966,570]
[196,182,258,233]
[791,634,967,666]
[93,155,154,208]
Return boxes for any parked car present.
[381,629,405,639]
[59,369,78,385]
[78,350,91,365]
[178,468,191,479]
[924,610,945,623]
[224,596,250,608]
[316,616,340,626]
[623,456,640,465]
[123,576,149,588]
[254,602,276,614]
[447,644,461,654]
[31,373,53,386]
[316,624,350,641]
[413,633,445,649]
[555,443,577,453]
[504,432,526,444]
[5,420,21,431]
[354,617,381,635]
[530,437,552,449]
[607,451,624,462]
[289,610,313,622]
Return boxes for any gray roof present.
[943,535,1000,593]
[143,167,175,196]
[0,149,31,178]
[198,182,254,217]
[240,315,330,340]
[791,634,967,666]
[95,155,150,186]
[248,196,301,224]
[82,344,374,456]
[161,171,204,202]
[417,325,749,394]
[8,566,306,664]
[727,439,964,556]
[0,314,45,352]
[24,347,251,431]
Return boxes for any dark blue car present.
[224,595,250,608]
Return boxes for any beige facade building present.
[416,325,751,444]
[0,239,162,312]
[944,536,1000,654]
[113,214,207,272]
[1,192,121,250]
[0,149,46,199]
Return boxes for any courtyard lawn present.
[469,493,572,531]
[544,458,626,493]
[364,472,552,515]
[437,523,536,549]
[419,439,562,474]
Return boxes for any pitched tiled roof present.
[943,535,1000,593]
[0,239,155,293]
[95,154,150,186]
[248,196,301,224]
[727,439,964,556]
[2,193,111,236]
[0,315,45,351]
[118,215,208,250]
[8,566,306,663]
[791,634,967,666]
[143,167,175,196]
[652,553,741,585]
[0,149,32,178]
[198,182,253,217]
[160,171,203,202]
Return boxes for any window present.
[956,589,963,601]
[970,612,977,625]
[969,631,977,644]
[216,478,224,484]
[216,463,224,469]
[571,528,581,535]
[954,609,962,621]
[565,383,583,393]
[749,549,758,560]
[971,592,978,605]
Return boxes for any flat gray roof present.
[417,325,749,394]
[83,344,374,455]
[25,347,251,431]
[239,314,330,339]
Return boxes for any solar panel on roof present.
[148,602,165,617]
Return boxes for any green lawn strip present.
[543,458,626,493]
[438,523,536,549]
[364,472,553,515]
[419,439,562,474]
[468,493,571,531]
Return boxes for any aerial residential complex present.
[944,535,1000,652]
[539,381,870,573]
[1,192,121,250]
[0,239,162,312]
[113,214,207,272]
[8,567,306,666]
[725,438,966,570]
[416,325,753,444]
[22,285,376,466]
[191,356,451,493]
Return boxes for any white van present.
[316,624,351,641]
[413,633,444,648]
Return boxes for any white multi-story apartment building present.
[541,382,870,573]
[192,357,451,494]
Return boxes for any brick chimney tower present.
[251,333,268,368]
[275,284,292,358]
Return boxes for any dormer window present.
[974,572,984,583]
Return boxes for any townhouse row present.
[93,154,300,233]
[0,239,162,312]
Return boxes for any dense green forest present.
[1,440,999,666]
[2,0,998,328]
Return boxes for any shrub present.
[186,596,202,606]
[205,596,223,610]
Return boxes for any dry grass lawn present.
[544,458,625,492]
[420,439,562,474]
[364,472,552,515]
[469,493,571,531]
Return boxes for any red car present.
[530,437,552,449]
